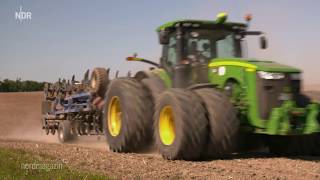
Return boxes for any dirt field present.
[304,84,320,91]
[0,91,320,179]
[304,84,320,101]
[0,92,106,149]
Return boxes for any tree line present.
[0,78,45,92]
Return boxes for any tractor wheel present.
[194,88,239,158]
[141,75,166,101]
[57,121,77,143]
[90,67,109,97]
[268,135,320,156]
[154,89,208,160]
[104,78,153,152]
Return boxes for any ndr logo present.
[15,6,32,22]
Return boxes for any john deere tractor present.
[43,13,320,160]
[102,13,320,160]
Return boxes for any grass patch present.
[0,147,110,179]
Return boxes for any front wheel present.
[194,88,239,158]
[154,89,208,160]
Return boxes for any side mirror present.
[260,36,268,49]
[158,30,169,45]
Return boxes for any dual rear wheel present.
[154,88,239,160]
[154,89,208,160]
[104,77,239,160]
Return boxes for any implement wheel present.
[57,121,77,143]
[90,67,109,97]
[154,89,208,160]
[104,78,153,152]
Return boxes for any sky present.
[0,0,319,85]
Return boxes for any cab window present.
[166,36,177,66]
[184,30,241,61]
[216,35,235,58]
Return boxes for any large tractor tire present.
[141,75,166,100]
[90,67,109,97]
[154,89,208,160]
[193,88,239,158]
[104,78,153,152]
[57,121,77,143]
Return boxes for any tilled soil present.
[0,92,320,179]
[305,91,320,102]
[1,139,320,180]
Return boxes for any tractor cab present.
[156,13,266,88]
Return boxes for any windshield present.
[184,29,242,63]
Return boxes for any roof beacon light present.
[245,13,252,27]
[216,12,228,24]
[245,13,252,22]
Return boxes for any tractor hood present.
[209,58,301,73]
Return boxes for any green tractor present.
[103,13,320,160]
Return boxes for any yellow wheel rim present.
[159,106,176,145]
[107,96,122,136]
